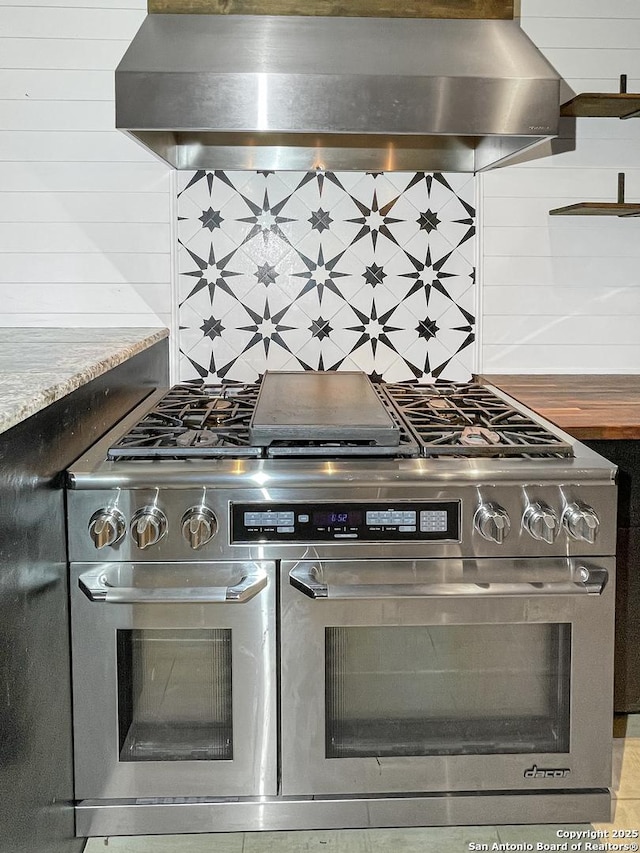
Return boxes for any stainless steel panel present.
[126,131,554,173]
[118,69,560,136]
[118,17,560,84]
[164,132,481,173]
[71,561,277,799]
[115,15,560,172]
[68,454,618,492]
[250,371,399,445]
[75,791,611,836]
[67,482,618,564]
[280,557,614,796]
[116,16,560,134]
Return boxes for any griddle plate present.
[249,371,401,447]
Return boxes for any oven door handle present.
[289,565,608,600]
[78,567,268,604]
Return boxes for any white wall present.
[3,1,640,377]
[0,0,172,330]
[480,0,640,373]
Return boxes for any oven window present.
[117,629,233,762]
[325,623,570,758]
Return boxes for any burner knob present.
[523,501,558,544]
[181,506,218,550]
[474,502,511,544]
[130,507,167,550]
[88,508,125,549]
[563,502,599,544]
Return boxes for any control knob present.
[522,501,558,544]
[563,502,599,544]
[130,506,167,550]
[474,502,511,544]
[88,508,126,549]
[181,506,218,550]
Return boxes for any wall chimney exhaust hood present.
[115,14,561,173]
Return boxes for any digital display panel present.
[232,501,459,543]
[312,510,363,527]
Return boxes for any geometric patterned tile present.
[178,170,476,383]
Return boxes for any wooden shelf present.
[549,173,640,218]
[550,202,640,217]
[561,93,640,120]
[560,74,640,120]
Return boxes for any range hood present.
[115,14,561,173]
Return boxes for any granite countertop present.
[0,328,169,436]
[480,374,640,441]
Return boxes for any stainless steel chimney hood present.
[115,14,561,173]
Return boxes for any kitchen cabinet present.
[0,331,168,853]
[479,374,640,714]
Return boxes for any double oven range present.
[67,371,617,836]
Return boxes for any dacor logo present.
[524,764,571,779]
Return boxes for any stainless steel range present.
[67,372,617,836]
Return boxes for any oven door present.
[280,557,614,796]
[71,561,277,799]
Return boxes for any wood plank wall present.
[6,0,639,376]
[0,1,172,331]
[148,0,514,18]
[480,0,640,374]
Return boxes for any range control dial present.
[522,501,559,544]
[130,506,167,550]
[181,506,218,550]
[474,502,511,544]
[88,508,126,549]
[563,502,599,543]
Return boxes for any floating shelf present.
[549,202,640,217]
[561,74,640,119]
[549,173,640,218]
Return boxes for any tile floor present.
[84,717,640,853]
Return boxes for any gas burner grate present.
[107,381,262,459]
[107,378,573,461]
[108,380,421,460]
[380,382,574,458]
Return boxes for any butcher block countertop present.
[0,328,168,437]
[480,374,640,441]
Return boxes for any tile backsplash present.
[178,170,476,383]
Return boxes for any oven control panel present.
[231,502,460,542]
